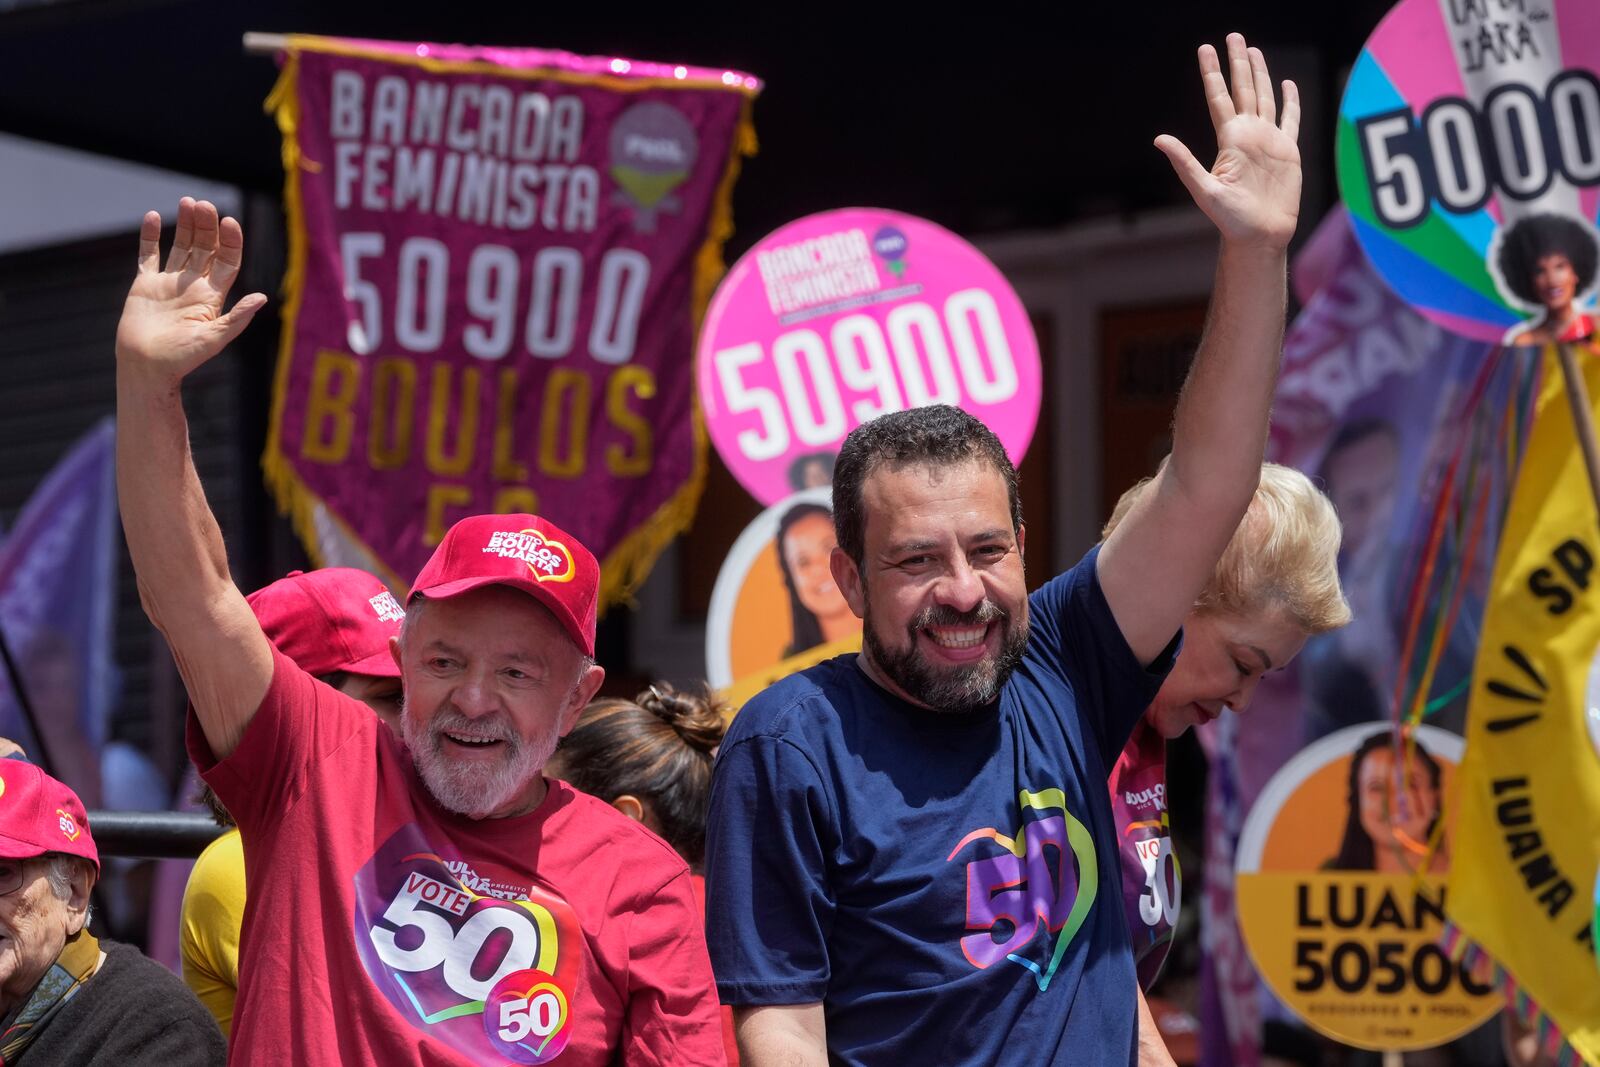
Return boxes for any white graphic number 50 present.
[370,885,539,1001]
[498,992,562,1042]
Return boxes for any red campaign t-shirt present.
[188,646,725,1066]
[688,876,740,1066]
[1107,716,1179,992]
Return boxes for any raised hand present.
[114,198,267,382]
[1155,34,1301,250]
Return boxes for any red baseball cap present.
[0,761,99,872]
[246,568,406,678]
[408,514,598,657]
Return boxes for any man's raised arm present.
[116,198,272,758]
[1097,34,1301,663]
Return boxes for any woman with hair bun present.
[546,684,738,1063]
[550,684,725,865]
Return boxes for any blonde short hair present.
[1103,462,1351,634]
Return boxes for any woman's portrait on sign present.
[774,502,855,659]
[1494,212,1600,347]
[1324,728,1450,874]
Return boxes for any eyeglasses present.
[0,859,32,897]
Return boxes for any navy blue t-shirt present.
[703,545,1176,1066]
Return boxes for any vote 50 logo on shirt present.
[947,787,1099,992]
[353,825,581,1063]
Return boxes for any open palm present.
[115,198,266,380]
[1156,34,1302,250]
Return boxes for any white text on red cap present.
[369,591,406,622]
[483,530,575,583]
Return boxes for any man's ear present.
[65,861,94,935]
[830,546,867,620]
[388,635,403,672]
[560,661,606,735]
[1017,521,1026,564]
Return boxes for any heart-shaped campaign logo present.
[483,529,577,584]
[353,826,581,1063]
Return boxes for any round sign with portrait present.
[706,486,861,703]
[1335,0,1600,345]
[1236,723,1500,1051]
[696,208,1043,505]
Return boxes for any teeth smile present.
[928,626,987,649]
[446,733,501,746]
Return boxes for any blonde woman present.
[1105,463,1350,1065]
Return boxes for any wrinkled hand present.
[114,198,267,383]
[1156,34,1301,250]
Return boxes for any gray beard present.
[404,709,554,818]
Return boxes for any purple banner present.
[264,37,758,600]
[0,419,118,807]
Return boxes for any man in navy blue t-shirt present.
[705,33,1303,1067]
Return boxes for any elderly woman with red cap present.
[0,761,225,1064]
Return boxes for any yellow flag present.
[1448,341,1600,1065]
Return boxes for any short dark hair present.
[1495,213,1599,306]
[832,405,1021,567]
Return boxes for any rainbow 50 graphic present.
[947,789,1098,992]
[1336,0,1600,344]
[353,826,580,1063]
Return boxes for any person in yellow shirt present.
[179,568,404,1037]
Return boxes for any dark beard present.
[864,599,1027,713]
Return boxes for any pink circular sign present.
[697,208,1043,505]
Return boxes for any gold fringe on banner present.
[260,50,349,578]
[599,93,758,610]
[256,37,759,609]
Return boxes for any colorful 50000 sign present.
[1355,75,1600,229]
[696,209,1042,505]
[1336,0,1600,345]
